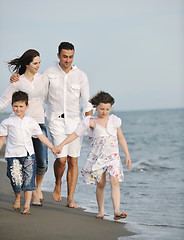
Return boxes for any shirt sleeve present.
[75,116,91,137]
[0,83,17,110]
[80,72,93,116]
[32,121,43,137]
[42,71,50,104]
[0,120,8,136]
[115,116,122,128]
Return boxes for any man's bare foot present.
[66,199,78,208]
[13,199,21,211]
[52,185,62,202]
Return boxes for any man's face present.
[57,49,74,71]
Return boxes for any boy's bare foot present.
[96,214,104,219]
[22,207,31,215]
[13,199,21,211]
[52,185,62,202]
[66,199,78,208]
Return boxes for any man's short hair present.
[58,42,74,54]
[12,91,29,105]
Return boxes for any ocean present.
[0,109,184,240]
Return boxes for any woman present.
[0,49,48,206]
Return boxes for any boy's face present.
[12,101,29,119]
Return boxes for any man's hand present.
[10,74,20,83]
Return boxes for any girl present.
[56,91,131,220]
[0,49,48,207]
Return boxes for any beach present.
[0,109,184,240]
[0,161,134,240]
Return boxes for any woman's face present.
[26,56,40,74]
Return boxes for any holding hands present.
[51,146,61,155]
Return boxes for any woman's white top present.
[0,73,46,123]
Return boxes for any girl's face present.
[96,103,111,118]
[26,56,40,74]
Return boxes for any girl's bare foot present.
[52,185,62,202]
[22,207,31,215]
[96,214,104,219]
[114,212,127,220]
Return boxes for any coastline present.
[0,160,134,240]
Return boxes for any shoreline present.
[0,160,134,240]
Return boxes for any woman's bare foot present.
[22,207,31,215]
[13,199,21,211]
[32,191,42,206]
[52,185,62,202]
[36,187,44,202]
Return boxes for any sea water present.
[0,109,184,240]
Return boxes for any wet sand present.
[0,160,134,240]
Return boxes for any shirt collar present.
[57,63,77,73]
[22,73,39,81]
[9,112,28,120]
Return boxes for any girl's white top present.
[0,73,46,124]
[75,114,122,137]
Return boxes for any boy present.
[0,91,57,215]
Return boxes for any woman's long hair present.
[8,49,40,75]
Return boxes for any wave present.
[130,159,175,172]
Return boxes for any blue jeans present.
[6,154,36,193]
[32,124,48,175]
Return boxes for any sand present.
[0,160,134,240]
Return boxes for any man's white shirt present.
[44,64,92,134]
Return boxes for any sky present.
[0,0,183,112]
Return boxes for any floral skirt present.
[81,136,124,184]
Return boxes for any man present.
[44,42,93,208]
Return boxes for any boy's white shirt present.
[75,114,122,137]
[0,113,42,158]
